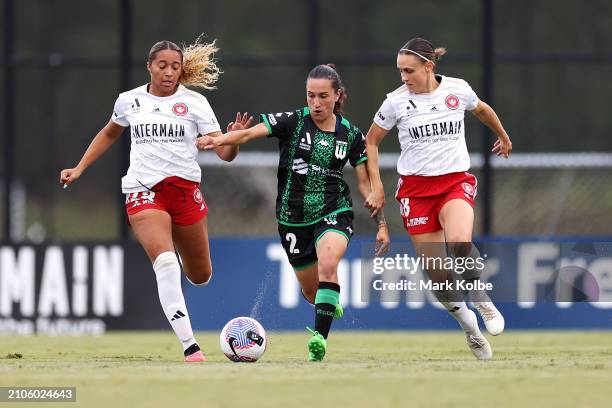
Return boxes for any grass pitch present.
[1,331,611,408]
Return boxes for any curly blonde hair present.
[147,35,222,90]
[181,36,222,89]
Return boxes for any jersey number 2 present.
[285,233,300,254]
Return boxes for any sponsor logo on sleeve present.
[268,114,278,126]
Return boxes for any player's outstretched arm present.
[356,164,390,256]
[206,112,255,162]
[364,122,389,216]
[470,99,513,158]
[197,122,269,151]
[59,120,125,187]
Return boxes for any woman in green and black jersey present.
[198,64,390,361]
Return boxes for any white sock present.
[441,301,477,334]
[153,251,197,352]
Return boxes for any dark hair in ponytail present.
[307,64,347,114]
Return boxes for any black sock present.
[314,281,340,339]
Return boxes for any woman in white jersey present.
[365,37,512,360]
[59,38,248,362]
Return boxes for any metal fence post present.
[118,0,132,241]
[481,0,494,235]
[3,0,15,242]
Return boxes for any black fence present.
[2,0,611,242]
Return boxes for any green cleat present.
[334,303,344,319]
[306,327,327,362]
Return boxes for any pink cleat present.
[184,350,206,362]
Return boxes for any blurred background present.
[2,0,611,243]
[1,0,611,334]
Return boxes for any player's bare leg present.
[440,199,504,336]
[172,217,213,285]
[130,209,204,362]
[294,263,319,304]
[412,229,492,360]
[130,209,174,263]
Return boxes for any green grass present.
[1,331,611,408]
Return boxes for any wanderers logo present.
[334,141,348,160]
[172,102,188,116]
[193,188,203,204]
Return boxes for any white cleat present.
[474,302,505,336]
[465,310,492,360]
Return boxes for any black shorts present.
[277,211,354,270]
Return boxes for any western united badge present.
[334,141,348,160]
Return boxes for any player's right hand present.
[492,137,512,158]
[196,135,219,150]
[364,189,386,216]
[60,167,82,187]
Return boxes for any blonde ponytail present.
[180,36,222,90]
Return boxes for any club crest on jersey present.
[462,182,476,197]
[172,102,188,116]
[445,94,460,110]
[193,188,203,204]
[334,141,348,160]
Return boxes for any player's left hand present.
[227,112,254,132]
[375,224,391,257]
[492,137,512,158]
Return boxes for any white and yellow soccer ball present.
[219,317,267,362]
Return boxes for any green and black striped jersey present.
[260,107,367,226]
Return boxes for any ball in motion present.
[220,317,267,362]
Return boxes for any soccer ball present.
[220,317,267,362]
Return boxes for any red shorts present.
[125,176,208,226]
[395,172,477,234]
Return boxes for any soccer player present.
[364,38,512,360]
[198,64,391,361]
[60,38,250,362]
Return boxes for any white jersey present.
[111,84,221,193]
[373,75,478,176]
